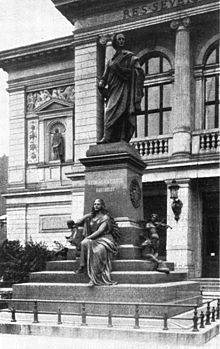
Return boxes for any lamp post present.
[169,180,183,221]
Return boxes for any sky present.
[0,0,73,156]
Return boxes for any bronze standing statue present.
[67,198,120,287]
[52,128,64,162]
[141,214,172,274]
[98,33,145,144]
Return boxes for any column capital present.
[99,33,114,46]
[170,17,191,31]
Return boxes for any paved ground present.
[0,333,219,349]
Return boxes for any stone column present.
[171,18,191,158]
[7,86,26,188]
[74,36,100,160]
[166,179,195,277]
[65,116,73,162]
[194,69,204,130]
[101,34,115,64]
[38,120,44,163]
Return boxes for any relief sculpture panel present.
[26,85,75,112]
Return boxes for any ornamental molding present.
[0,35,74,70]
[130,178,141,209]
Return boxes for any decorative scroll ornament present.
[130,179,141,208]
[28,120,38,163]
[99,33,114,46]
[26,85,75,112]
[170,17,191,30]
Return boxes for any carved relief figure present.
[27,93,35,111]
[26,85,75,111]
[51,128,64,162]
[66,198,120,287]
[98,33,144,143]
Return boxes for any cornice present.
[0,35,74,71]
[73,2,219,43]
[51,0,136,23]
[4,187,73,199]
[7,69,74,92]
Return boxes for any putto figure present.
[98,33,144,144]
[67,198,120,287]
[141,213,172,274]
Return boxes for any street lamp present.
[169,180,183,221]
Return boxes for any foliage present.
[0,239,56,284]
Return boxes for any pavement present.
[0,333,219,349]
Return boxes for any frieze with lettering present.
[123,0,204,19]
[75,0,210,31]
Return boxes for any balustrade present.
[131,130,219,160]
[131,137,170,158]
[199,131,219,153]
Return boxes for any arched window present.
[203,41,219,129]
[135,53,173,138]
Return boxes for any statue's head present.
[92,198,106,214]
[112,33,125,50]
[55,128,59,133]
[151,213,159,222]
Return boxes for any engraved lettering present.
[161,0,169,9]
[151,1,159,12]
[141,5,148,14]
[168,0,177,7]
[123,9,132,19]
[122,0,204,20]
[132,7,140,17]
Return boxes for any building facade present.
[0,0,219,278]
[0,155,8,244]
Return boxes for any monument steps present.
[46,259,174,272]
[11,280,201,316]
[29,270,187,285]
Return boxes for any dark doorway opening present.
[202,192,219,278]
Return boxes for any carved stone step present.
[12,280,201,316]
[30,271,186,284]
[46,260,174,272]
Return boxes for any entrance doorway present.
[202,192,219,278]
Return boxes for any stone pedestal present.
[80,142,146,259]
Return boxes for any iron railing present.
[0,297,219,332]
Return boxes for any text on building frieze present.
[123,0,204,19]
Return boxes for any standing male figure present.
[98,33,144,143]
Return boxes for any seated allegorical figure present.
[66,198,120,287]
[140,213,172,274]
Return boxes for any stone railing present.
[131,135,172,160]
[192,129,220,155]
[132,130,219,160]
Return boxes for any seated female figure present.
[73,198,119,287]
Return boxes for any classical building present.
[0,155,8,244]
[0,0,219,278]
